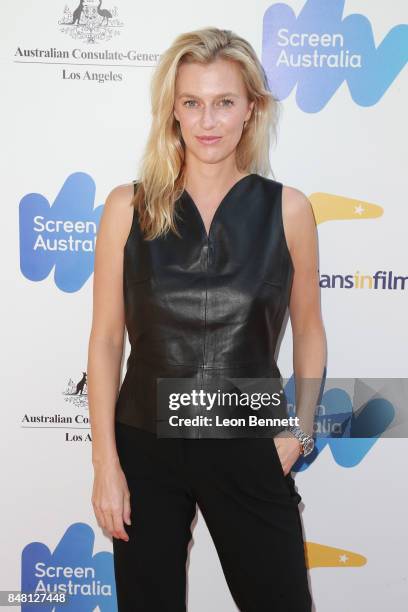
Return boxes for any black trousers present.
[112,421,312,612]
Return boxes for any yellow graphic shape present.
[309,193,384,225]
[305,541,367,568]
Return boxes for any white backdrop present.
[2,1,407,610]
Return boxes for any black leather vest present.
[115,173,294,438]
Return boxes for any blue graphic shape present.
[262,0,408,112]
[21,522,116,611]
[283,375,395,471]
[19,172,104,292]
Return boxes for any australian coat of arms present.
[59,1,123,44]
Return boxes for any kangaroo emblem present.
[75,372,87,395]
[70,0,85,25]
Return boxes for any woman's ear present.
[245,100,255,122]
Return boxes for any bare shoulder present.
[282,185,314,221]
[104,182,135,217]
[281,185,316,252]
[98,182,136,248]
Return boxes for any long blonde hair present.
[133,27,281,240]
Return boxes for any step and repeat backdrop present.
[2,1,407,610]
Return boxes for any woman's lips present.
[196,136,222,144]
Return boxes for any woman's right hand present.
[91,460,131,542]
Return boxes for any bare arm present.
[283,185,327,438]
[273,185,327,475]
[88,182,134,465]
[87,182,134,540]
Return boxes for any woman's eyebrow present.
[177,92,240,99]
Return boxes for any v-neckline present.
[182,173,255,240]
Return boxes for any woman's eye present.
[182,98,234,108]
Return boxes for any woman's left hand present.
[273,433,302,476]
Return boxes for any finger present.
[92,503,105,529]
[94,508,105,529]
[113,511,129,541]
[123,491,132,526]
[102,509,114,537]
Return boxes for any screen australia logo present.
[19,173,103,292]
[59,0,123,44]
[262,0,408,112]
[22,523,116,608]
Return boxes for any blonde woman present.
[88,27,326,612]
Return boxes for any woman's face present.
[173,58,254,165]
